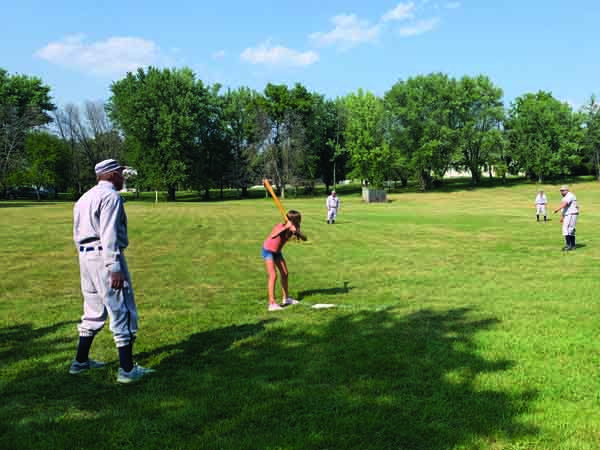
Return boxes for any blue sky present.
[2,0,600,109]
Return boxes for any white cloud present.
[398,17,441,36]
[35,34,166,76]
[240,41,319,67]
[309,14,381,49]
[444,2,461,9]
[381,2,416,22]
[212,49,226,60]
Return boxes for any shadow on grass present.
[0,321,77,362]
[298,281,352,299]
[1,308,538,450]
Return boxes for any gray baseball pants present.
[77,247,138,347]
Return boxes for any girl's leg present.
[264,259,278,304]
[274,257,289,300]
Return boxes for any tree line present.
[2,66,600,200]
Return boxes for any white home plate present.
[311,304,337,309]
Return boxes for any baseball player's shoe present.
[282,297,299,306]
[269,303,284,311]
[69,359,106,375]
[117,364,156,384]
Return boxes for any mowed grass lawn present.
[2,181,600,450]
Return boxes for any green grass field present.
[2,181,600,450]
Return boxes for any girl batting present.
[262,210,307,311]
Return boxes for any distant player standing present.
[534,190,548,222]
[326,190,340,224]
[553,185,579,251]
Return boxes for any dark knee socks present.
[75,336,94,363]
[119,344,134,372]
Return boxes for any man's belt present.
[79,246,103,252]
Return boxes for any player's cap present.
[331,190,336,194]
[95,159,122,176]
[559,185,569,191]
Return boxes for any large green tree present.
[507,91,583,182]
[258,83,313,198]
[384,73,458,190]
[188,84,231,200]
[14,131,72,197]
[581,95,600,180]
[306,96,348,193]
[0,68,55,193]
[108,67,210,201]
[454,75,505,184]
[344,89,391,188]
[222,87,262,197]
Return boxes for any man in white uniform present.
[326,191,340,224]
[70,159,155,383]
[534,190,548,222]
[553,185,579,251]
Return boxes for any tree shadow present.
[0,321,78,363]
[1,308,538,450]
[298,281,353,299]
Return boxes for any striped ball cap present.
[95,159,122,176]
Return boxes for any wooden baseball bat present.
[263,179,288,223]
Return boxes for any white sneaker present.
[282,297,299,306]
[69,359,106,375]
[117,364,156,384]
[269,303,284,311]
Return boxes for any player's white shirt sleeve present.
[99,193,125,272]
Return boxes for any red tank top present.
[263,224,291,252]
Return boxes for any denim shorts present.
[261,247,284,261]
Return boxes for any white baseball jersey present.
[561,192,578,216]
[535,194,547,205]
[326,195,340,209]
[74,180,128,272]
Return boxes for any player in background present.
[535,190,548,222]
[326,191,340,224]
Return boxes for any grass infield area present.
[2,181,600,450]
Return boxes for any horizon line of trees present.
[2,66,600,200]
